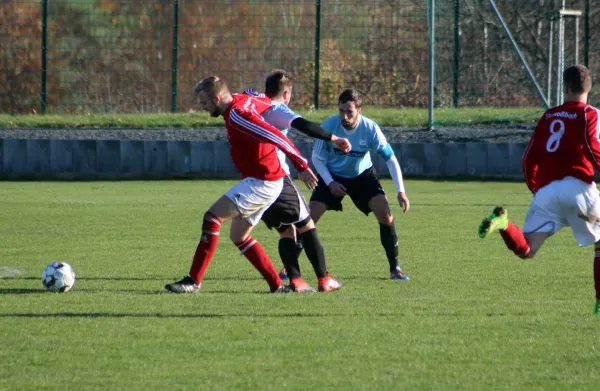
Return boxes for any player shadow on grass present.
[2,276,266,281]
[0,288,45,294]
[0,312,346,319]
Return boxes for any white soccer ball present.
[42,262,76,292]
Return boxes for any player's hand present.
[331,135,352,153]
[328,181,347,197]
[298,168,318,190]
[397,192,410,213]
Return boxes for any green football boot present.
[593,299,600,315]
[478,206,509,239]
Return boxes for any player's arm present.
[291,117,333,140]
[259,100,351,152]
[521,133,538,193]
[312,139,347,197]
[312,140,334,184]
[370,124,410,213]
[229,108,310,172]
[584,107,600,171]
[290,118,351,152]
[371,125,409,212]
[377,144,409,213]
[522,115,546,194]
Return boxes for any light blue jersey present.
[261,102,300,174]
[313,115,388,178]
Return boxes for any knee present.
[377,213,394,226]
[279,226,296,239]
[202,211,222,230]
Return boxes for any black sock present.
[295,239,304,259]
[295,230,305,259]
[300,228,328,278]
[379,221,399,272]
[278,238,301,280]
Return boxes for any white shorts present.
[523,176,600,247]
[224,177,284,226]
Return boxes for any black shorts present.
[261,175,311,233]
[309,167,385,216]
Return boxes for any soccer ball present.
[42,262,76,292]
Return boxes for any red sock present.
[499,221,531,257]
[236,237,281,292]
[594,249,600,300]
[188,212,222,285]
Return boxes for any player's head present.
[265,69,293,104]
[338,89,362,130]
[194,76,231,117]
[563,64,592,96]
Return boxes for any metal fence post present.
[452,0,460,108]
[314,0,321,110]
[171,0,179,113]
[547,18,554,105]
[428,0,435,130]
[41,0,48,114]
[584,0,589,67]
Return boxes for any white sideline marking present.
[0,266,23,278]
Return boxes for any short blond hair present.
[194,76,230,99]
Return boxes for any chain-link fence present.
[0,0,597,116]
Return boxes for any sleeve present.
[265,104,301,131]
[312,147,335,185]
[384,153,405,193]
[371,122,396,162]
[229,108,309,172]
[370,123,389,154]
[522,122,540,194]
[290,117,333,141]
[584,107,600,172]
[312,138,331,159]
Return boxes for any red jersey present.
[222,94,309,180]
[522,101,600,193]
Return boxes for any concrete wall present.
[0,139,527,180]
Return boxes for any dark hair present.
[265,69,293,98]
[338,89,362,107]
[563,64,592,94]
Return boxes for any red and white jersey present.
[522,101,600,193]
[222,93,309,181]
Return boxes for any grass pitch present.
[0,180,598,390]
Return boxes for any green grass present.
[0,107,544,129]
[1,180,598,390]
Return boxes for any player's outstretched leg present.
[165,211,222,294]
[235,236,288,293]
[478,206,509,238]
[478,206,531,257]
